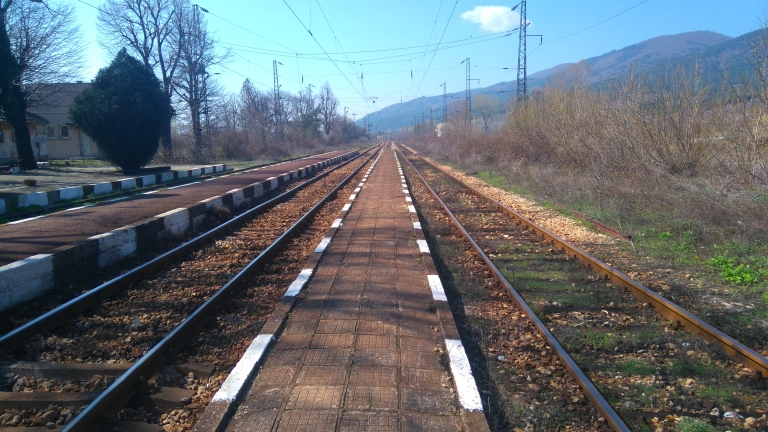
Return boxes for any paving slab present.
[223,149,467,431]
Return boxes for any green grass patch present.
[705,242,768,286]
[669,356,722,379]
[556,328,621,351]
[477,170,509,190]
[678,417,716,432]
[617,359,656,376]
[697,384,738,407]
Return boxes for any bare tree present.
[8,0,85,107]
[173,2,226,160]
[238,79,272,148]
[719,20,768,186]
[76,131,91,163]
[98,0,181,153]
[1,0,85,169]
[472,94,499,134]
[318,82,337,136]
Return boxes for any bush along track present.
[400,149,768,432]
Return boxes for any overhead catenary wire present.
[413,0,445,93]
[543,0,650,44]
[280,0,369,109]
[219,30,513,64]
[203,8,299,53]
[313,0,365,94]
[412,0,460,99]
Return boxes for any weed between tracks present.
[403,153,768,431]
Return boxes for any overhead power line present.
[313,0,365,93]
[226,31,516,68]
[203,9,298,53]
[280,0,369,108]
[220,30,512,61]
[544,0,650,44]
[413,0,460,98]
[413,0,445,93]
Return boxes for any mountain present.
[583,31,731,82]
[361,30,749,132]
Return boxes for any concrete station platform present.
[195,147,489,432]
[0,150,351,266]
[0,150,359,313]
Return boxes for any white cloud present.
[460,6,521,33]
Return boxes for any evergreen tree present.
[70,49,171,171]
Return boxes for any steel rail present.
[2,147,367,224]
[399,145,768,379]
[0,146,376,356]
[396,149,630,432]
[61,145,383,431]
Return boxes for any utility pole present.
[429,107,433,130]
[465,58,471,124]
[344,106,348,120]
[441,83,448,123]
[517,0,527,101]
[273,60,282,136]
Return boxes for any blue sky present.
[73,0,768,118]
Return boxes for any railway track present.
[397,146,768,431]
[0,145,382,431]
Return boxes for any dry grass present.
[410,62,768,248]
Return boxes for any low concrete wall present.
[0,152,357,311]
[0,164,233,216]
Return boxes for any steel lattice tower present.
[516,0,527,101]
[465,58,471,124]
[273,60,282,135]
[442,83,447,122]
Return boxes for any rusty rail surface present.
[60,145,383,431]
[396,149,630,432]
[399,145,768,380]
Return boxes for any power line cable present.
[314,1,364,92]
[74,0,98,10]
[413,0,445,85]
[544,0,650,44]
[203,9,299,53]
[280,0,369,109]
[218,64,272,89]
[226,30,515,66]
[413,0,460,98]
[482,6,517,31]
[220,30,511,61]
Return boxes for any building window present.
[59,125,69,139]
[47,126,55,138]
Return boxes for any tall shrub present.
[70,48,171,171]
